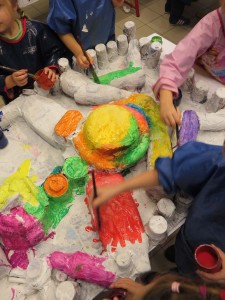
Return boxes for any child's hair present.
[143,273,224,300]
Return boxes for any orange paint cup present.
[195,244,222,273]
[44,174,71,201]
[35,69,55,90]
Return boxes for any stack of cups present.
[106,41,118,62]
[86,49,98,70]
[116,252,133,276]
[58,58,71,73]
[117,34,128,56]
[146,36,162,69]
[139,37,151,60]
[56,281,78,300]
[157,198,176,222]
[191,79,209,103]
[123,21,136,42]
[95,43,109,70]
[181,68,195,93]
[175,192,193,214]
[205,87,225,113]
[147,215,168,246]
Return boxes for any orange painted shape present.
[55,110,83,138]
[44,174,68,197]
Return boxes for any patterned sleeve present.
[155,141,223,196]
[47,0,77,34]
[37,24,72,68]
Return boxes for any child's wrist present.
[5,75,16,89]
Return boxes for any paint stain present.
[86,172,144,252]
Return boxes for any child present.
[105,272,225,299]
[165,0,190,25]
[153,0,225,127]
[47,0,124,69]
[0,0,72,104]
[92,141,225,275]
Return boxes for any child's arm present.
[159,89,181,127]
[112,0,124,7]
[58,33,91,69]
[153,10,218,127]
[92,169,159,207]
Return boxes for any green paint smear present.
[25,186,74,233]
[62,156,88,195]
[98,62,141,85]
[117,133,150,168]
[121,115,139,148]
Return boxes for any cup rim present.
[194,244,220,270]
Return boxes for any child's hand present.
[91,185,120,208]
[76,52,93,69]
[196,245,225,284]
[11,69,28,87]
[110,278,149,300]
[43,67,58,82]
[160,89,181,127]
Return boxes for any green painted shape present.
[98,62,141,85]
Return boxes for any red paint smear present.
[86,172,144,251]
[93,238,101,243]
[85,226,95,232]
[197,251,218,268]
[11,288,15,300]
[43,231,56,241]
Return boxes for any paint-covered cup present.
[35,69,55,90]
[195,244,222,273]
[43,174,71,201]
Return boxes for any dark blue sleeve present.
[47,0,77,34]
[155,141,223,197]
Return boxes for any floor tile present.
[138,7,160,23]
[116,14,145,30]
[164,26,190,44]
[146,0,166,15]
[147,16,173,35]
[136,24,156,39]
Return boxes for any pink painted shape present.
[49,251,116,287]
[0,207,45,269]
[86,172,144,251]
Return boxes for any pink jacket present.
[153,8,225,98]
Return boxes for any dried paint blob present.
[54,110,83,138]
[49,251,116,287]
[44,174,69,199]
[62,156,88,193]
[73,102,150,170]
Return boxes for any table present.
[0,33,225,300]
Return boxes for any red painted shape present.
[86,172,144,251]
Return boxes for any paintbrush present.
[173,88,182,145]
[91,170,101,230]
[0,65,37,79]
[76,37,101,84]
